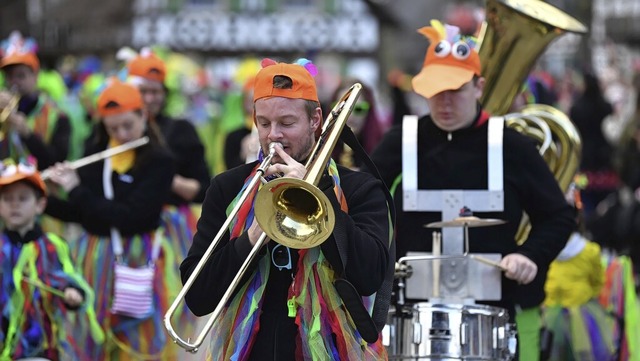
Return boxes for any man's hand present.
[500,253,538,285]
[264,144,306,179]
[247,219,265,246]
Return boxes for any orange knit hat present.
[0,31,40,72]
[127,48,166,83]
[97,78,144,117]
[0,158,46,196]
[253,58,319,103]
[412,20,481,99]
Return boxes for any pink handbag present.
[111,263,155,318]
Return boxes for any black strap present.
[329,127,397,339]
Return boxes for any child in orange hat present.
[0,31,71,170]
[0,157,103,360]
[45,78,176,360]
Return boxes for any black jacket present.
[45,141,175,236]
[180,162,390,360]
[155,114,210,204]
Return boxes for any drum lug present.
[413,322,422,345]
[460,322,468,345]
[505,323,518,359]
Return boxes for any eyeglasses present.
[271,244,292,271]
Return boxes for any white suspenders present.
[401,115,505,254]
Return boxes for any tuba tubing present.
[477,0,586,243]
[164,84,363,353]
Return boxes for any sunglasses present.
[353,102,370,116]
[332,101,370,116]
[271,244,292,271]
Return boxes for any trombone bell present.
[254,177,335,249]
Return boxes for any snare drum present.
[383,303,516,360]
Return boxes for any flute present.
[41,136,149,180]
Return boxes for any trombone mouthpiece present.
[268,142,282,154]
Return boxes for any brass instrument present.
[478,0,587,115]
[0,90,20,141]
[40,136,150,180]
[164,84,363,353]
[477,0,585,242]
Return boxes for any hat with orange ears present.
[96,78,144,117]
[411,20,481,99]
[126,47,167,83]
[0,157,47,196]
[253,58,319,103]
[0,31,40,72]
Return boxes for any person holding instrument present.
[369,20,574,360]
[180,58,393,361]
[44,79,176,360]
[0,158,102,360]
[0,31,71,169]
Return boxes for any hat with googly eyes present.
[0,158,46,196]
[411,20,481,99]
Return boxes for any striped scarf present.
[207,160,386,360]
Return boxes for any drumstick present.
[432,231,441,298]
[22,277,66,298]
[469,254,508,271]
[41,136,150,180]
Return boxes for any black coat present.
[45,140,175,236]
[180,162,390,360]
[155,114,210,204]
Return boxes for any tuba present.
[164,84,363,353]
[477,0,586,242]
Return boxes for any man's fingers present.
[274,144,293,164]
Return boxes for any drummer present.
[369,20,574,360]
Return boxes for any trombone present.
[164,83,363,353]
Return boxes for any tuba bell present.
[477,0,586,242]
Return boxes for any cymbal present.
[425,216,506,228]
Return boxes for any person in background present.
[329,78,388,170]
[45,79,176,360]
[370,20,574,360]
[0,158,102,360]
[181,58,394,361]
[570,72,616,217]
[0,31,70,169]
[542,182,617,361]
[224,76,259,169]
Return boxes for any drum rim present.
[411,302,508,316]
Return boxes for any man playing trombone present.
[180,58,393,360]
